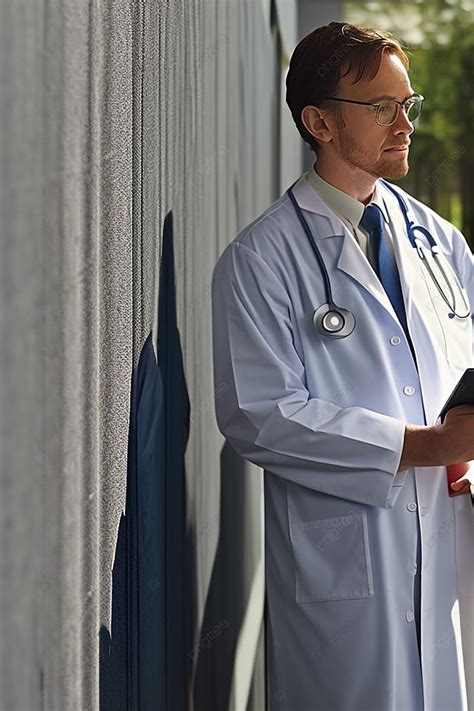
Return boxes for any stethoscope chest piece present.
[313,303,356,339]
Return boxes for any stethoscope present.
[286,179,471,339]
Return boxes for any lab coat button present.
[407,502,418,512]
[403,385,415,396]
[406,610,415,623]
[390,336,401,346]
[412,563,418,575]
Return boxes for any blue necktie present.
[359,204,409,335]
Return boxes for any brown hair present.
[285,22,410,153]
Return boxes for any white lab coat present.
[211,171,474,711]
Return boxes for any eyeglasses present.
[324,93,424,126]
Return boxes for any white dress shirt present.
[306,165,396,271]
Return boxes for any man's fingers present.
[449,480,471,496]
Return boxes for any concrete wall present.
[0,0,341,708]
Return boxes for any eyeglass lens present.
[378,97,423,125]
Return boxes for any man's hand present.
[447,462,474,497]
[449,478,474,496]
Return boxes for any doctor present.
[211,21,474,711]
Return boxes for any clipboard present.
[439,368,474,424]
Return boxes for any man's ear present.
[301,105,333,146]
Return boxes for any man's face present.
[328,52,415,180]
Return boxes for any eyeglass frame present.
[323,93,424,126]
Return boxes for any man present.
[211,22,474,710]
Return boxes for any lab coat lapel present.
[336,220,400,318]
[290,173,403,326]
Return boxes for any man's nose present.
[394,106,415,135]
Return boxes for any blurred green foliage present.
[344,0,474,245]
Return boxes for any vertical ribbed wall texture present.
[1,1,137,708]
[0,0,303,708]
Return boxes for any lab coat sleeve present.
[211,241,408,509]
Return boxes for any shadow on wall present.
[188,442,266,711]
[98,212,190,710]
[190,442,249,711]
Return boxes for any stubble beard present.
[336,122,409,180]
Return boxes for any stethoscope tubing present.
[287,183,335,308]
[379,179,470,320]
[287,178,471,337]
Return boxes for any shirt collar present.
[306,166,391,229]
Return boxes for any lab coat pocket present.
[288,511,374,604]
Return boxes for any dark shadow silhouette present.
[99,513,128,710]
[158,211,190,711]
[99,210,189,710]
[192,442,257,711]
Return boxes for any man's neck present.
[313,160,376,205]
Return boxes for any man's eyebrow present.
[368,92,416,102]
